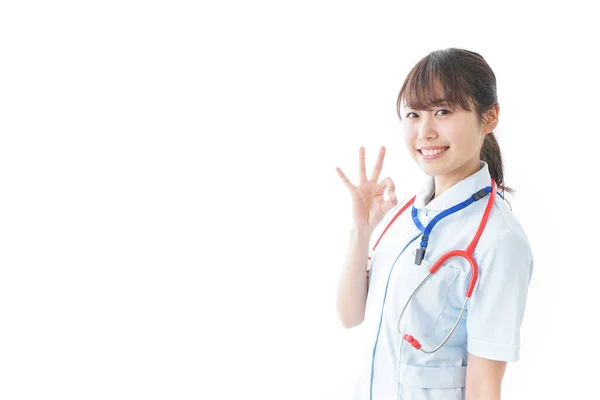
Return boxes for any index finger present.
[369,146,386,181]
[336,167,355,192]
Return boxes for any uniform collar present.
[413,161,492,211]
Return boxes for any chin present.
[414,159,447,176]
[420,166,445,177]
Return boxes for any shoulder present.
[474,195,533,267]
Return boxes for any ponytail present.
[397,48,515,197]
[481,132,514,196]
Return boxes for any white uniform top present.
[351,161,534,400]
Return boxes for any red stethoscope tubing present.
[366,179,498,352]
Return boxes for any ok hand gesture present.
[336,146,398,233]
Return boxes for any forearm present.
[336,227,372,328]
[465,353,506,400]
[465,384,501,400]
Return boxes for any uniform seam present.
[491,200,517,234]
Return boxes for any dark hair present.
[396,48,514,196]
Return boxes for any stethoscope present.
[366,179,497,354]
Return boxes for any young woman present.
[335,48,533,400]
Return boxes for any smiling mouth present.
[418,147,449,156]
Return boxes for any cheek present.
[450,120,481,151]
[456,132,481,153]
[401,126,416,150]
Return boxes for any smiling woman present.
[336,48,534,400]
[400,94,491,197]
[397,50,512,199]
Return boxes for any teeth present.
[421,148,448,156]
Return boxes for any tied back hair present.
[396,48,515,197]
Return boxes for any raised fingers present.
[369,146,386,182]
[359,147,367,182]
[336,167,355,192]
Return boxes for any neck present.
[432,158,482,200]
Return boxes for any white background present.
[1,1,598,399]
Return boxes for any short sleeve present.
[466,232,534,362]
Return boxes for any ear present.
[482,103,500,134]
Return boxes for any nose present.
[417,115,437,141]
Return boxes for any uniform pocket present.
[399,365,466,388]
[398,365,465,400]
[401,249,460,337]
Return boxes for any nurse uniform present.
[351,160,534,400]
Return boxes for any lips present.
[418,146,449,156]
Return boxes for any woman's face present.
[400,98,497,182]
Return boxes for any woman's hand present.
[336,146,398,233]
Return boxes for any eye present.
[405,109,451,119]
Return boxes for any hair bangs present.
[397,52,474,120]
